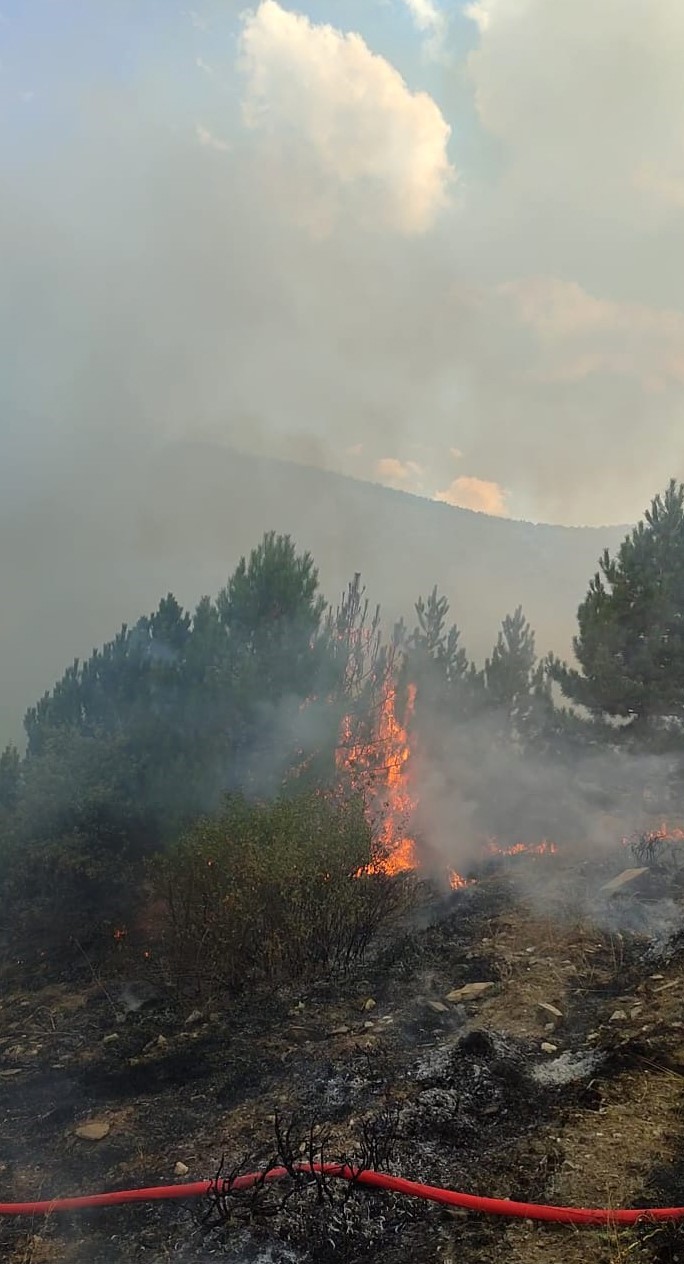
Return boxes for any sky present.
[1,0,684,525]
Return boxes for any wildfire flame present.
[337,680,419,876]
[336,679,559,888]
[626,821,684,845]
[484,839,558,857]
[449,869,471,890]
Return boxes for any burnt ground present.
[3,854,684,1263]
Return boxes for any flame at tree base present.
[337,681,420,878]
[336,678,561,889]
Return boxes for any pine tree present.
[549,480,684,737]
[485,606,537,712]
[217,531,326,702]
[408,586,483,720]
[0,744,20,815]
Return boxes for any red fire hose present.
[0,1163,679,1226]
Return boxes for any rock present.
[174,1161,189,1177]
[600,868,649,896]
[446,982,495,1003]
[185,1010,203,1027]
[102,1033,119,1045]
[609,1009,628,1022]
[363,998,377,1012]
[75,1119,111,1142]
[426,1000,449,1014]
[142,1034,168,1055]
[541,1043,557,1054]
[538,1002,563,1020]
[328,1026,350,1036]
[630,1006,643,1019]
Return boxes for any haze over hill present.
[1,441,628,748]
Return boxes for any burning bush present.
[153,790,416,999]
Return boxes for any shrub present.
[153,790,414,999]
[0,809,148,964]
[0,731,161,965]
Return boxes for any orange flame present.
[448,869,470,890]
[484,839,558,857]
[336,682,559,887]
[337,681,418,875]
[638,821,684,843]
[621,821,684,851]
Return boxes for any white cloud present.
[238,0,455,235]
[435,475,509,516]
[184,9,208,31]
[463,1,489,33]
[195,124,231,152]
[401,0,448,60]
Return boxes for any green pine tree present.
[549,479,684,739]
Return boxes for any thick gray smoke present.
[2,0,683,746]
[411,709,680,877]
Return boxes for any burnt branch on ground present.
[200,1109,419,1263]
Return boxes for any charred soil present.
[3,856,684,1263]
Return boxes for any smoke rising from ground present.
[411,706,680,879]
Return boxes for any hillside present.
[0,442,627,745]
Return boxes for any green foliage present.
[549,480,684,737]
[303,574,402,795]
[153,791,414,999]
[218,531,326,702]
[0,745,20,815]
[0,731,157,957]
[407,586,483,718]
[485,606,536,711]
[483,605,557,745]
